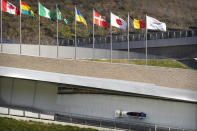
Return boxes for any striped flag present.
[130,16,146,29]
[21,1,34,17]
[75,8,87,26]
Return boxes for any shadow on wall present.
[178,59,197,70]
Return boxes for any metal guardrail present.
[57,29,197,46]
[0,104,195,131]
[2,30,197,47]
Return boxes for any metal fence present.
[1,30,197,46]
[0,104,195,131]
[57,29,197,46]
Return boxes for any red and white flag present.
[2,0,20,15]
[111,12,127,30]
[94,10,109,29]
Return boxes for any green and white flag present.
[39,2,54,19]
[56,6,69,24]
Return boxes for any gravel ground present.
[0,53,197,91]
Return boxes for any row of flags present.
[1,0,166,32]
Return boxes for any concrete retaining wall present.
[1,44,129,59]
[0,77,196,129]
[1,44,161,59]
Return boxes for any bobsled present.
[115,110,146,119]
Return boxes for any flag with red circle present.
[2,0,20,15]
[94,10,109,29]
[111,12,127,30]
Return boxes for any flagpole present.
[38,1,40,56]
[92,8,95,60]
[56,4,59,58]
[145,14,148,65]
[20,0,22,54]
[127,12,130,64]
[75,5,77,60]
[110,11,112,63]
[0,0,2,52]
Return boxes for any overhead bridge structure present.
[62,29,197,59]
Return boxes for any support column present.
[0,77,2,100]
[10,78,15,105]
[155,125,157,131]
[32,81,38,108]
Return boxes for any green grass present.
[0,117,98,131]
[89,59,191,69]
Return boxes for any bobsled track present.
[0,53,197,130]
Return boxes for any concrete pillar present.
[10,78,15,105]
[0,77,1,100]
[156,33,157,40]
[180,31,182,38]
[32,81,38,108]
[186,31,188,37]
[192,30,194,36]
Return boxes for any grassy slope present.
[91,59,191,69]
[0,117,97,131]
[2,0,197,44]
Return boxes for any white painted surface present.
[40,45,57,58]
[10,109,24,116]
[2,44,20,55]
[0,77,197,129]
[25,111,39,118]
[59,46,75,59]
[40,114,54,120]
[22,44,39,56]
[0,107,9,114]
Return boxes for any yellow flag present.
[133,19,140,29]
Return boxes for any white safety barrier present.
[9,109,24,116]
[25,111,39,119]
[0,107,9,114]
[40,114,54,120]
[0,106,54,121]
